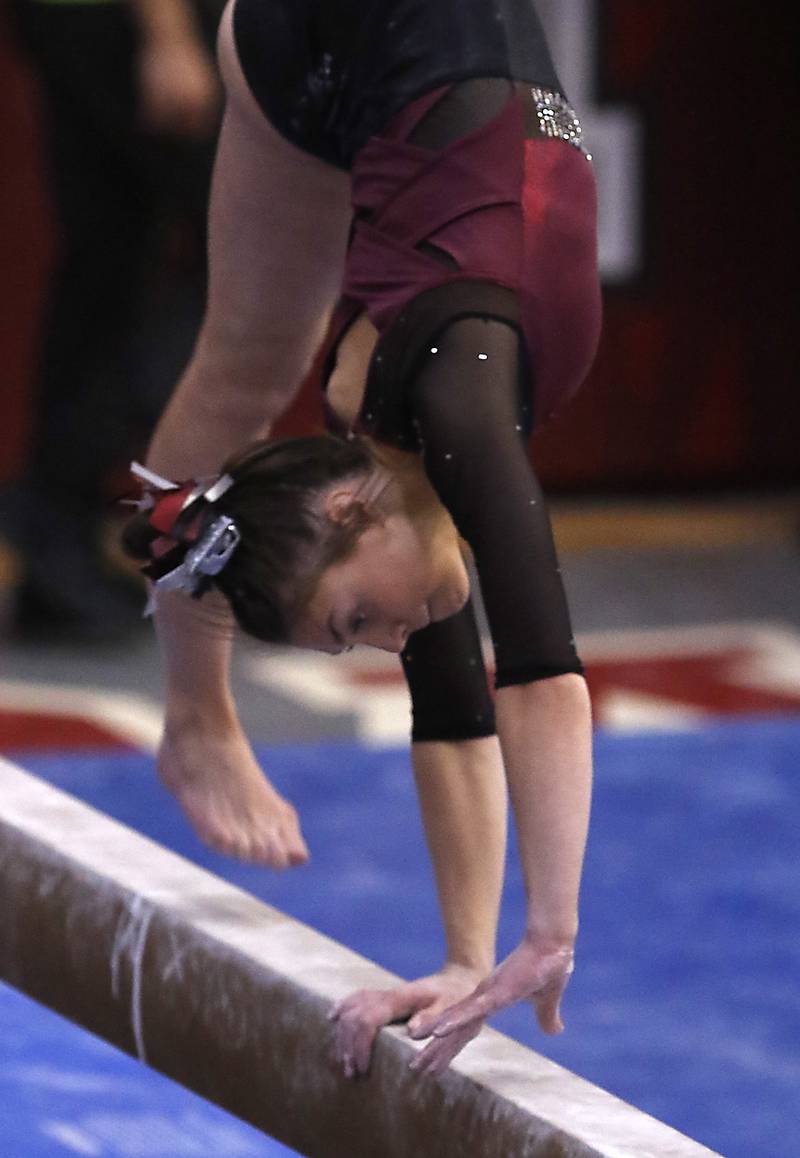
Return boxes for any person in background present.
[2,0,223,642]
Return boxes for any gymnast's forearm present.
[495,673,592,950]
[146,339,275,482]
[146,350,276,717]
[411,737,507,977]
[151,586,238,727]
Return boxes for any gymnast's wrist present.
[443,940,496,977]
[163,686,239,735]
[441,959,491,986]
[523,917,578,955]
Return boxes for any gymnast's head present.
[122,436,470,654]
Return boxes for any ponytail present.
[122,435,376,643]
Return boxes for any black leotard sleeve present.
[408,314,583,690]
[401,597,496,742]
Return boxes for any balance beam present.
[0,757,721,1158]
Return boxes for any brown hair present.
[122,435,376,643]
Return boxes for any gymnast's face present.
[292,510,470,655]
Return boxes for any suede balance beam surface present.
[0,758,722,1158]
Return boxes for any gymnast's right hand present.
[157,710,309,868]
[329,964,484,1079]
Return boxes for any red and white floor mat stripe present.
[245,621,800,743]
[4,622,797,752]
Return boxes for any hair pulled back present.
[122,435,375,643]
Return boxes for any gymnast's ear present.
[321,487,377,529]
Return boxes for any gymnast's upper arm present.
[408,316,583,688]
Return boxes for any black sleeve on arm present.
[409,316,583,688]
[401,595,496,743]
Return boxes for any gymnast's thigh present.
[198,1,352,398]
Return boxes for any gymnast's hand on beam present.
[329,964,484,1079]
[408,937,575,1076]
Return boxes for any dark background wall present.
[0,4,53,487]
[530,0,799,492]
[1,1,797,494]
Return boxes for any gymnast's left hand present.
[329,964,484,1079]
[408,935,575,1076]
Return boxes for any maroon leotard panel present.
[327,84,601,430]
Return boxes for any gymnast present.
[125,0,602,1076]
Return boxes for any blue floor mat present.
[3,717,799,1158]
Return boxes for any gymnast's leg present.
[145,1,351,864]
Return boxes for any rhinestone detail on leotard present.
[530,86,592,160]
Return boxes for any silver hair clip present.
[129,462,241,615]
[144,515,241,615]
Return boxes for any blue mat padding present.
[3,717,800,1158]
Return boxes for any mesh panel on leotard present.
[406,78,516,152]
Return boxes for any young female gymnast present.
[130,0,602,1076]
